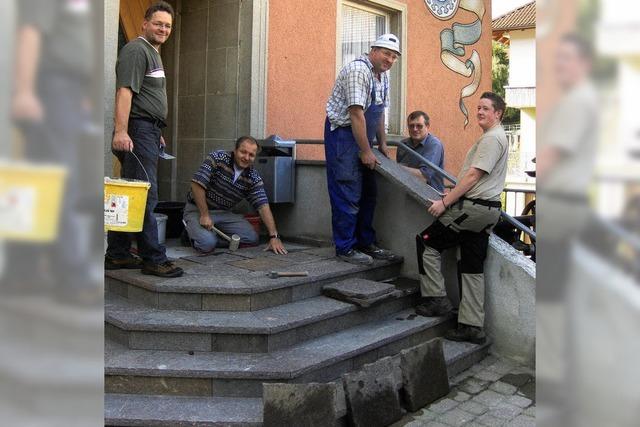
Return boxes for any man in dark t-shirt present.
[105,1,183,278]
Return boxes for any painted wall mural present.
[424,0,485,127]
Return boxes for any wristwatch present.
[269,233,280,240]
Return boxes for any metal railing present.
[388,139,536,241]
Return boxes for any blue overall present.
[325,63,386,255]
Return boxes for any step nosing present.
[104,310,452,379]
[108,258,402,295]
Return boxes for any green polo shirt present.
[116,37,168,122]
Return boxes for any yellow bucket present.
[0,161,67,242]
[104,177,151,232]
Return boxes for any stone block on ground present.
[262,382,339,427]
[342,356,404,427]
[399,338,450,411]
[323,279,399,307]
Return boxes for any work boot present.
[415,296,453,317]
[141,261,184,278]
[337,249,373,265]
[445,324,487,345]
[105,255,143,270]
[358,244,399,261]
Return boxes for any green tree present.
[492,40,520,124]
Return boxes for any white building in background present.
[493,1,536,216]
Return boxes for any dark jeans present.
[106,119,167,265]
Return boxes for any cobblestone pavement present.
[391,354,535,427]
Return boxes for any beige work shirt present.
[458,124,509,201]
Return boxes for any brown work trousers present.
[417,200,501,327]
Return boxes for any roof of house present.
[492,1,536,32]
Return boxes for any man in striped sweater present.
[183,136,288,255]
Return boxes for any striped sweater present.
[188,150,269,211]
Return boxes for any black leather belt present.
[131,116,166,128]
[461,197,502,208]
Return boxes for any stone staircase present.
[104,243,488,426]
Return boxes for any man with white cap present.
[324,34,401,265]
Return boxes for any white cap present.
[371,33,401,55]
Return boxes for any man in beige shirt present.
[415,92,509,344]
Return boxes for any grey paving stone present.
[506,394,532,408]
[487,403,522,420]
[263,383,339,427]
[400,339,450,411]
[473,369,503,382]
[505,415,536,427]
[473,390,506,407]
[414,409,438,422]
[499,373,533,388]
[423,422,450,427]
[478,354,499,367]
[397,420,427,427]
[486,359,517,375]
[458,400,489,416]
[436,408,475,427]
[489,381,518,396]
[427,398,459,414]
[476,413,507,426]
[458,377,490,395]
[451,390,471,402]
[523,406,535,417]
[450,370,474,386]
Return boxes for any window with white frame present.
[339,1,403,134]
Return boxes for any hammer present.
[266,271,309,279]
[211,225,241,251]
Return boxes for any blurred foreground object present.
[0,0,103,425]
[0,161,66,242]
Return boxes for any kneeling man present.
[183,136,287,254]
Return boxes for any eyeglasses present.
[151,21,172,30]
[408,124,425,129]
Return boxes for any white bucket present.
[155,213,168,245]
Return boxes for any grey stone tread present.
[104,393,262,426]
[105,308,469,380]
[106,253,402,295]
[106,292,358,334]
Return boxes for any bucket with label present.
[104,178,151,232]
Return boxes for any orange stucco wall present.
[267,0,493,174]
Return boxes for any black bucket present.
[154,201,185,239]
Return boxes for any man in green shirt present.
[415,92,509,344]
[105,1,183,278]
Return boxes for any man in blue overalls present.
[324,34,401,265]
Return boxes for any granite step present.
[105,279,419,353]
[104,340,488,426]
[104,394,262,426]
[105,309,489,398]
[106,251,403,311]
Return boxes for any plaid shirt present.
[188,151,269,211]
[326,54,389,130]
